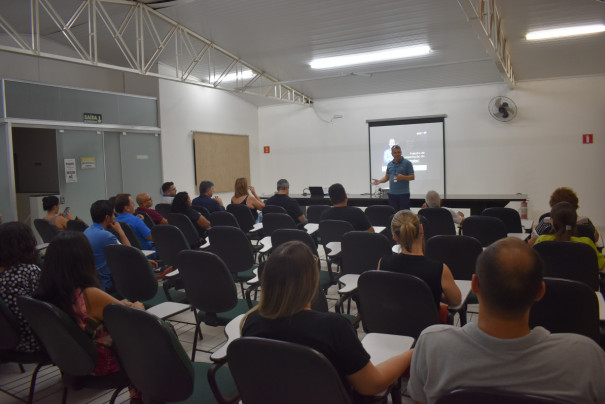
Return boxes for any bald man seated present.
[135,193,168,225]
[408,238,605,404]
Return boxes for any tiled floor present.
[0,251,478,404]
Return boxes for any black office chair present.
[436,388,569,404]
[462,216,507,247]
[177,250,254,360]
[136,211,155,229]
[18,296,129,404]
[529,278,600,344]
[113,222,144,250]
[33,219,58,243]
[418,208,457,238]
[358,271,439,339]
[227,337,351,404]
[166,212,204,249]
[0,297,50,403]
[210,211,240,227]
[533,241,600,291]
[318,219,354,275]
[103,304,239,404]
[365,205,396,227]
[105,244,190,310]
[208,226,257,296]
[190,205,211,220]
[151,225,191,301]
[226,204,256,233]
[482,207,523,233]
[307,205,331,224]
[66,219,88,232]
[154,203,171,217]
[262,213,297,237]
[262,205,287,215]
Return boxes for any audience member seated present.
[379,210,461,322]
[407,238,605,404]
[0,222,41,353]
[530,187,597,245]
[265,179,306,224]
[84,200,131,292]
[192,180,225,213]
[242,241,412,397]
[422,190,465,225]
[42,195,79,231]
[160,181,177,204]
[114,193,153,250]
[135,193,167,225]
[171,191,211,237]
[534,201,603,269]
[320,183,374,232]
[35,231,143,400]
[231,177,264,221]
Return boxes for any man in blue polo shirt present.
[192,180,225,213]
[372,145,415,211]
[84,199,130,292]
[114,193,153,250]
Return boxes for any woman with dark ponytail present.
[379,210,461,321]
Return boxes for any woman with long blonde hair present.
[231,177,264,220]
[242,241,412,397]
[379,210,461,321]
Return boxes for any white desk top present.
[521,219,533,231]
[142,250,156,257]
[374,226,386,234]
[508,233,529,241]
[338,274,360,294]
[305,223,319,234]
[450,280,472,311]
[325,241,341,257]
[597,292,605,321]
[247,267,260,285]
[210,313,245,362]
[259,236,272,253]
[250,223,263,233]
[361,333,414,365]
[146,301,190,320]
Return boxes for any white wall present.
[258,76,605,226]
[158,79,259,200]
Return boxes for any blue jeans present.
[388,193,411,212]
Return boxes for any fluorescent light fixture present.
[526,24,605,40]
[310,45,431,69]
[212,70,255,83]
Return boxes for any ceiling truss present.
[0,0,313,104]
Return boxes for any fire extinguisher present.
[520,200,528,220]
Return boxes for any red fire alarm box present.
[264,146,270,153]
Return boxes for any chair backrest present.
[418,208,457,238]
[208,226,255,274]
[0,297,20,350]
[33,219,59,243]
[66,220,88,232]
[228,337,351,404]
[155,203,171,217]
[462,216,507,247]
[262,213,297,237]
[576,223,596,242]
[166,213,202,248]
[307,205,331,224]
[176,250,238,315]
[538,212,550,223]
[529,278,600,343]
[263,205,287,215]
[425,235,483,280]
[137,211,155,229]
[341,231,392,275]
[227,204,256,233]
[318,220,354,246]
[436,388,568,404]
[190,205,211,220]
[364,205,396,227]
[533,241,599,290]
[271,229,318,255]
[103,304,195,402]
[482,207,523,233]
[358,271,439,338]
[104,244,158,302]
[18,296,98,376]
[210,211,240,228]
[115,222,143,250]
[151,225,190,268]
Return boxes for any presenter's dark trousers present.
[388,193,410,212]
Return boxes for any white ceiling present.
[1,0,604,104]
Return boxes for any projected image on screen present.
[369,118,445,197]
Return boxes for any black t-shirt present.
[320,206,372,231]
[242,310,370,377]
[379,254,444,308]
[266,194,303,223]
[184,207,206,237]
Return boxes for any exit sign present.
[583,134,593,144]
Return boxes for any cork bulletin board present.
[193,132,250,194]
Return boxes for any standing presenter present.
[372,145,415,211]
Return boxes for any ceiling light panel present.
[310,45,431,69]
[526,24,605,40]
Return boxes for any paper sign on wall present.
[64,159,77,183]
[81,157,96,169]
